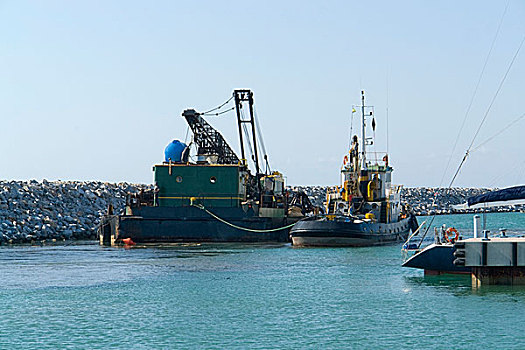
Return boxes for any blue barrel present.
[164,140,187,162]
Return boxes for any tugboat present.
[290,91,418,247]
[99,89,314,245]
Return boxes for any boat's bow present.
[402,242,470,274]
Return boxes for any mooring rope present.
[192,204,296,233]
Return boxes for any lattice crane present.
[182,109,240,165]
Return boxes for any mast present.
[234,92,246,165]
[233,89,261,174]
[247,92,261,174]
[361,90,366,170]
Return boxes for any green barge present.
[99,90,315,245]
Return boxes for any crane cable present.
[201,95,234,115]
[201,107,235,116]
[240,108,255,167]
[253,107,271,174]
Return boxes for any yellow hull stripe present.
[155,164,240,167]
[158,196,244,200]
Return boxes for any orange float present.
[122,238,136,245]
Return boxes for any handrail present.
[402,220,427,249]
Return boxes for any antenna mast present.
[361,90,366,170]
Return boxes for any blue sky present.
[1,0,524,187]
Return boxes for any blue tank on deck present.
[164,140,187,162]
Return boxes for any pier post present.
[460,238,525,286]
[473,215,481,238]
[472,267,525,287]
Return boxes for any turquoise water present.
[1,212,525,349]
[418,212,525,236]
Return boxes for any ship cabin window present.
[210,176,217,184]
[176,176,183,183]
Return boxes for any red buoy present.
[122,238,136,246]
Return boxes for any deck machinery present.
[99,90,313,244]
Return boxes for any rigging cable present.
[517,161,525,184]
[416,3,520,247]
[438,0,510,188]
[201,95,234,115]
[418,32,525,246]
[488,160,525,188]
[253,107,271,174]
[448,32,525,189]
[470,112,525,153]
[466,34,525,154]
[184,125,190,144]
[240,108,255,169]
[201,107,235,116]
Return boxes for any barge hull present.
[102,206,292,243]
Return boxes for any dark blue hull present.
[402,243,471,274]
[290,216,414,247]
[103,206,292,243]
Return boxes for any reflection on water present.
[405,273,525,299]
[0,242,291,290]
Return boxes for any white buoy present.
[473,215,481,238]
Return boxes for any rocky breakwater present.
[288,186,524,216]
[400,187,495,215]
[1,181,522,245]
[0,180,151,244]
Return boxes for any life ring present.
[343,155,349,166]
[445,227,459,243]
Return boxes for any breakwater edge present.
[1,180,523,244]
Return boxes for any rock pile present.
[288,186,524,216]
[401,187,494,216]
[288,185,327,208]
[0,181,522,244]
[0,180,151,244]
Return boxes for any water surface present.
[1,212,525,349]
